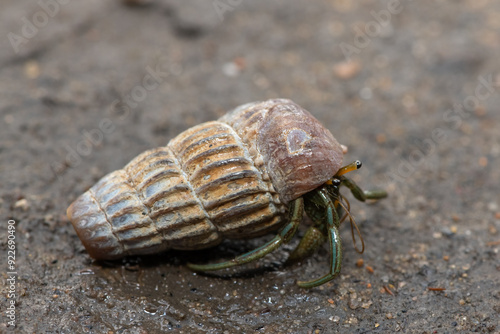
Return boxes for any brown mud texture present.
[1,1,499,333]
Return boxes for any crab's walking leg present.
[341,177,388,202]
[286,225,326,263]
[187,198,304,272]
[297,190,342,289]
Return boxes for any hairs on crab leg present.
[337,194,364,254]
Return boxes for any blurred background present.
[1,0,499,332]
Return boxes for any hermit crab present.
[67,99,386,288]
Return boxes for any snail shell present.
[67,99,343,259]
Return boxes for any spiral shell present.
[67,99,343,260]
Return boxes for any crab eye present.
[331,178,341,187]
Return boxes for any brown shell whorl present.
[257,100,343,203]
[220,99,343,204]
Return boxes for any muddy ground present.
[1,0,499,333]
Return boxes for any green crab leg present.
[286,225,326,263]
[297,190,342,289]
[187,197,304,272]
[341,177,388,202]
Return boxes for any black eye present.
[355,160,362,169]
[331,178,341,186]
